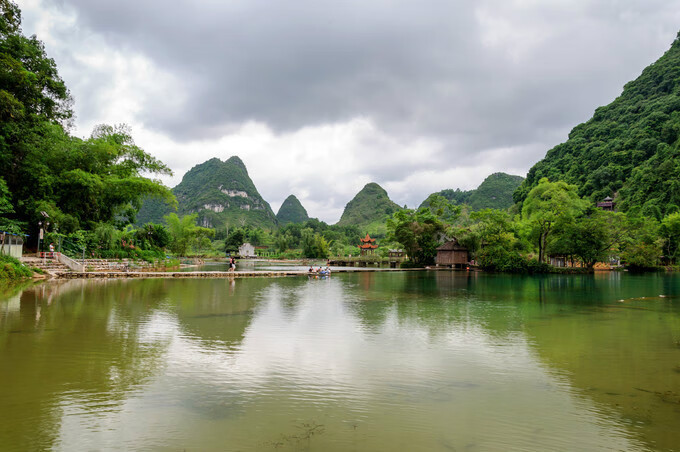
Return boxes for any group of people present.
[308,265,331,275]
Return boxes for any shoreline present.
[52,267,433,279]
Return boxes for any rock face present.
[337,183,401,227]
[420,172,524,211]
[276,195,310,225]
[136,156,277,229]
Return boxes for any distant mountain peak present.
[225,155,247,173]
[276,194,309,225]
[136,156,276,229]
[337,182,400,226]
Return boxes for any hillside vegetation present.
[337,183,401,228]
[515,32,680,219]
[276,195,309,225]
[420,173,524,211]
[137,156,278,229]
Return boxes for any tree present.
[660,212,680,264]
[0,2,174,241]
[386,199,456,266]
[224,228,246,255]
[619,215,663,269]
[550,209,626,268]
[301,228,329,258]
[164,213,206,256]
[521,178,588,263]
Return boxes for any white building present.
[238,242,255,257]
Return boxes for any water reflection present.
[0,272,677,451]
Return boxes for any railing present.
[55,252,85,272]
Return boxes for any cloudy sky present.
[17,0,680,222]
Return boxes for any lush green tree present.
[521,178,588,263]
[386,201,454,266]
[619,215,663,269]
[300,228,329,258]
[550,209,627,267]
[134,223,170,251]
[224,228,246,254]
[0,2,173,241]
[0,176,20,232]
[164,213,199,256]
[660,212,680,264]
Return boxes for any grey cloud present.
[39,0,680,203]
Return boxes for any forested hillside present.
[337,183,400,228]
[276,195,309,225]
[420,173,524,211]
[138,157,278,229]
[515,32,680,219]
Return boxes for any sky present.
[16,0,680,223]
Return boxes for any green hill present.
[276,195,309,225]
[137,156,278,229]
[420,172,524,211]
[514,31,680,219]
[337,183,401,228]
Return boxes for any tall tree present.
[521,178,588,263]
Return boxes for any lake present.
[1,271,679,451]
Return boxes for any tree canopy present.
[0,1,173,238]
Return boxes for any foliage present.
[515,32,680,217]
[521,178,588,263]
[620,215,663,269]
[660,212,680,264]
[276,194,309,225]
[163,213,214,256]
[337,182,400,227]
[421,173,524,211]
[0,3,173,240]
[550,209,627,268]
[137,156,277,230]
[301,228,329,258]
[386,201,455,266]
[0,176,20,232]
[0,253,32,280]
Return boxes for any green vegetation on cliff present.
[515,32,680,219]
[276,195,309,225]
[421,173,524,211]
[337,183,400,228]
[137,156,278,230]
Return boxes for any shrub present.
[0,254,33,280]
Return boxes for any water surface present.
[1,272,679,451]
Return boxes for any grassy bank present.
[0,254,34,281]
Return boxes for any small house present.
[238,242,255,257]
[435,239,469,269]
[0,232,24,259]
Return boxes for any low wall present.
[0,244,22,259]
